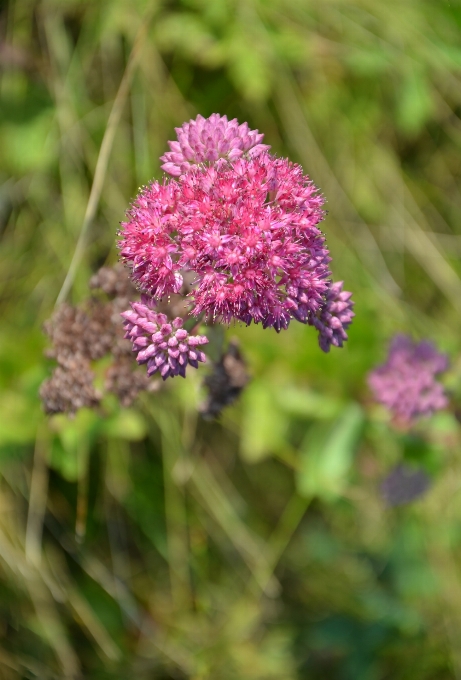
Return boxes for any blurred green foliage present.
[1,0,461,677]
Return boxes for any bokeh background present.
[2,0,461,677]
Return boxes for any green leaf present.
[1,110,56,174]
[50,436,86,482]
[344,48,391,76]
[102,408,147,441]
[50,410,100,481]
[240,380,288,463]
[297,403,364,501]
[0,391,41,446]
[396,68,433,135]
[154,13,223,67]
[276,385,344,420]
[226,34,272,102]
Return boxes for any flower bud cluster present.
[160,113,269,176]
[121,297,208,380]
[40,266,152,414]
[311,281,355,352]
[200,340,250,419]
[380,464,430,506]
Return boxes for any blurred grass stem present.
[250,492,311,597]
[157,409,193,612]
[75,443,89,542]
[25,423,50,566]
[190,457,280,596]
[55,11,153,306]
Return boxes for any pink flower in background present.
[380,464,431,506]
[368,334,448,423]
[160,113,270,176]
[121,297,208,380]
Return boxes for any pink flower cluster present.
[119,113,355,380]
[160,113,269,176]
[121,297,208,380]
[121,152,334,331]
[368,334,448,424]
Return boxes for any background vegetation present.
[1,0,461,677]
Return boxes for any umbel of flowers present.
[119,114,354,380]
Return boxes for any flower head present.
[39,354,101,415]
[40,266,156,414]
[160,113,270,176]
[120,113,354,351]
[200,340,250,419]
[368,334,448,424]
[120,153,330,331]
[121,296,208,380]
